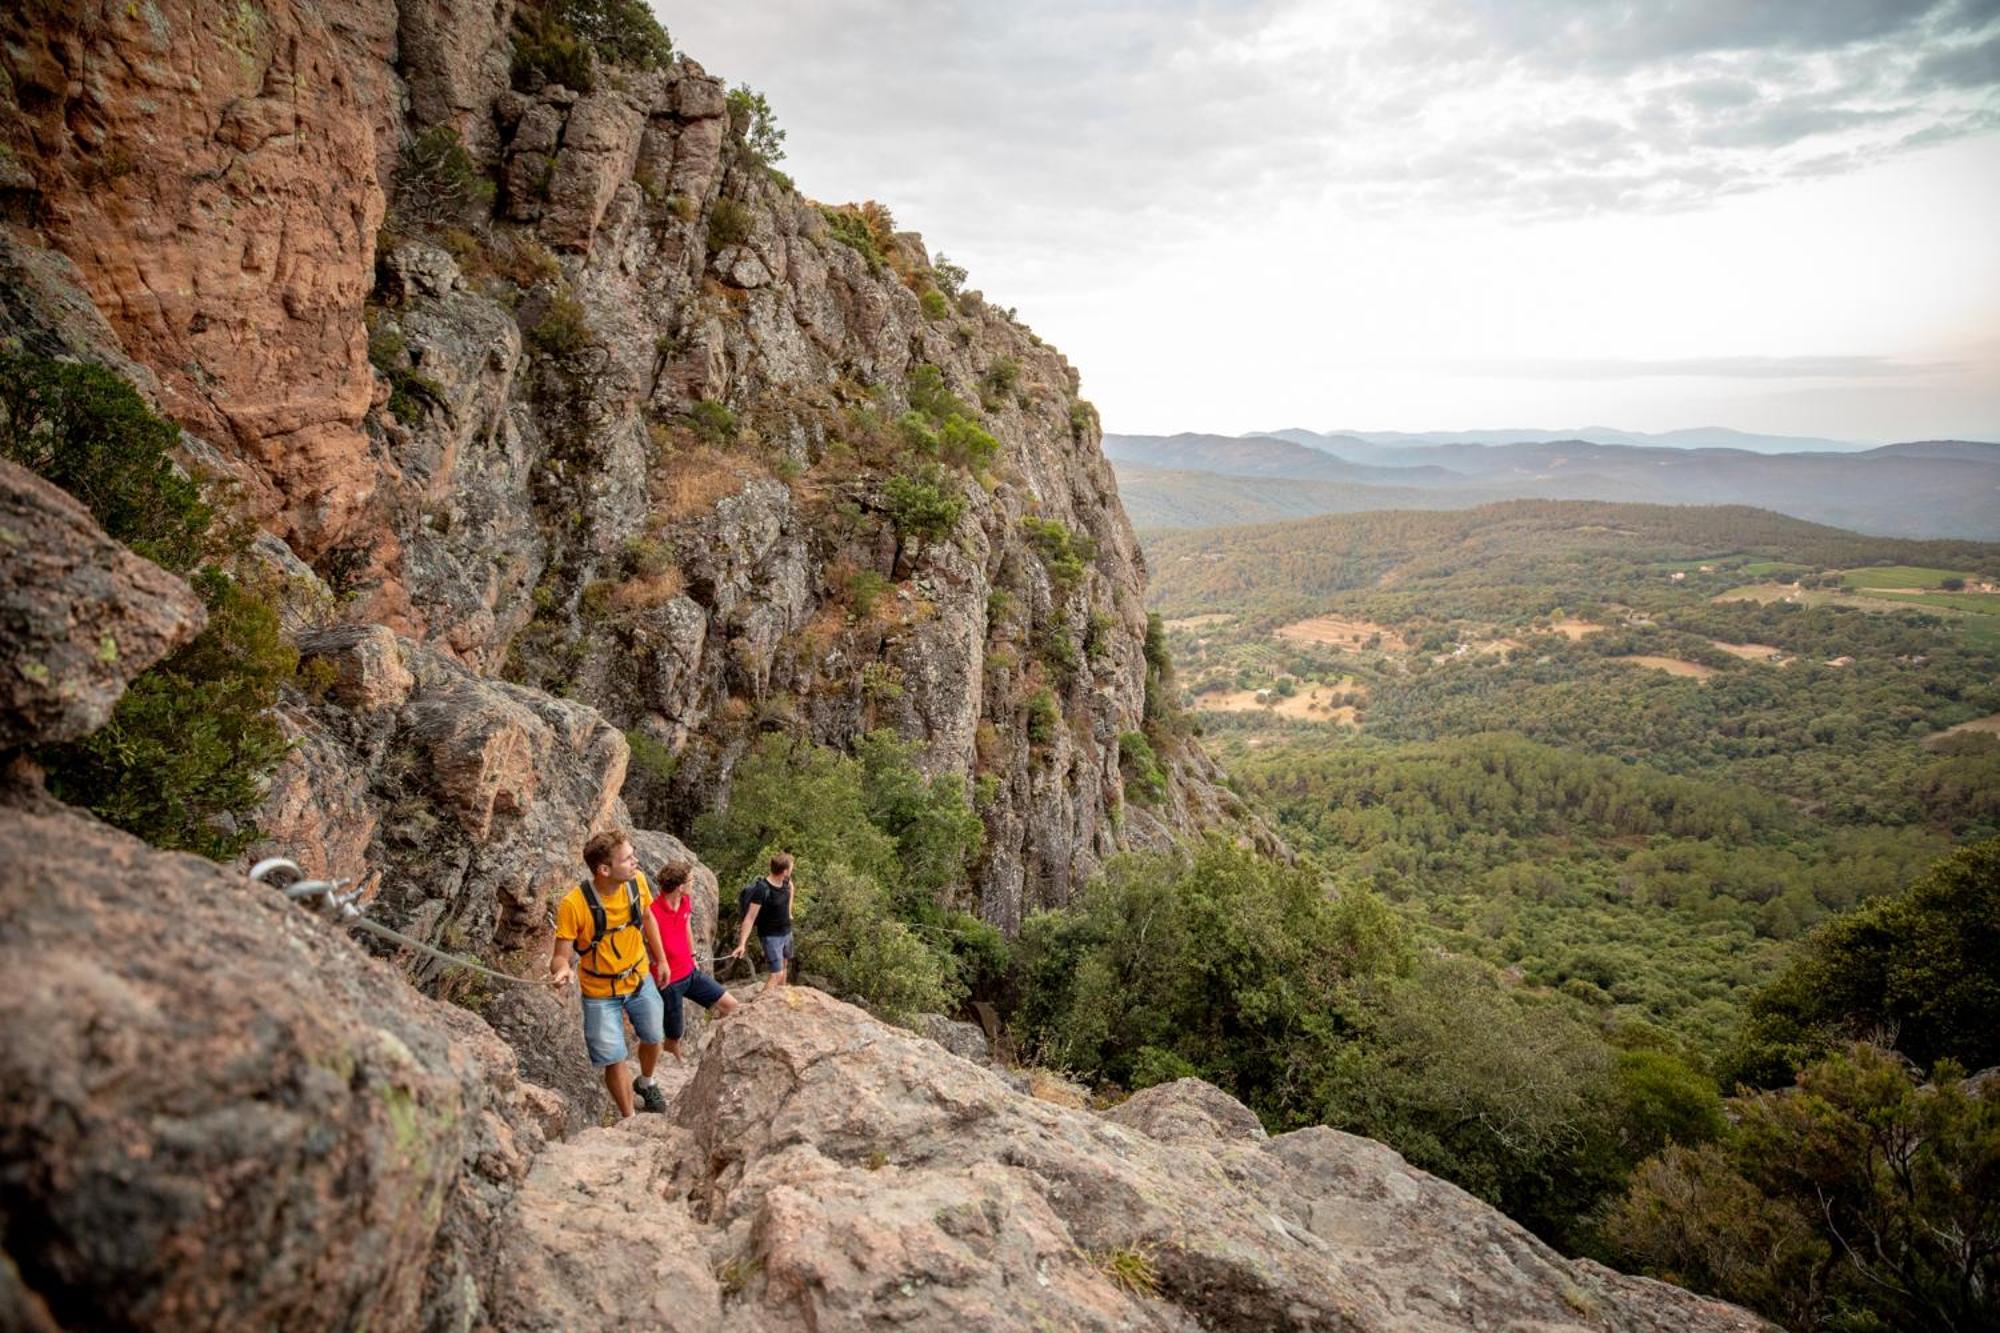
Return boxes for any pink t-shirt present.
[647,889,696,984]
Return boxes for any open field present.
[1275,615,1408,652]
[1543,619,1606,640]
[1196,680,1364,724]
[1855,588,2000,614]
[1164,613,1235,631]
[1712,641,1786,662]
[1613,655,1718,679]
[1711,582,2000,648]
[1841,565,1980,590]
[1924,712,2000,748]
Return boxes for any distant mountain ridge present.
[1259,425,1882,455]
[1099,433,1461,485]
[1106,431,2000,538]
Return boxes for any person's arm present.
[687,912,700,970]
[546,930,573,987]
[731,898,761,958]
[642,907,668,982]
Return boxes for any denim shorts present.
[760,931,794,974]
[661,969,728,1040]
[580,974,664,1068]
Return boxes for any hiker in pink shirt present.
[647,857,741,1062]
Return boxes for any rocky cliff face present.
[0,0,1241,936]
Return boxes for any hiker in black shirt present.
[728,852,795,991]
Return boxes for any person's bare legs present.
[662,1036,683,1063]
[637,1040,661,1080]
[715,992,741,1018]
[603,1060,635,1118]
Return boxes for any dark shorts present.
[761,931,794,974]
[660,968,728,1040]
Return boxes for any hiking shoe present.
[635,1079,667,1115]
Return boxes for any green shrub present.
[929,252,968,297]
[1068,398,1099,442]
[907,364,970,422]
[526,292,596,359]
[1,355,298,859]
[390,126,495,230]
[688,399,736,445]
[1021,516,1094,595]
[512,0,673,92]
[884,464,964,545]
[896,411,939,456]
[979,357,1020,406]
[1726,837,2000,1086]
[818,205,884,273]
[1607,1044,2000,1333]
[725,84,786,168]
[624,727,678,785]
[1025,688,1060,745]
[1119,730,1166,804]
[512,8,595,91]
[1141,612,1174,723]
[367,321,445,425]
[0,353,212,572]
[708,197,753,251]
[560,0,672,68]
[42,568,295,860]
[854,730,985,906]
[919,288,950,320]
[796,863,955,1021]
[936,415,998,471]
[1034,615,1081,687]
[843,567,890,618]
[693,732,986,1020]
[1010,839,1405,1099]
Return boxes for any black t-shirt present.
[746,876,793,935]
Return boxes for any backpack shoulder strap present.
[574,879,609,955]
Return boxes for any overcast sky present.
[665,0,2000,442]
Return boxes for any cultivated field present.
[1614,655,1718,679]
[1275,615,1408,652]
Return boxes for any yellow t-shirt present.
[555,873,654,998]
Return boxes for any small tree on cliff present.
[0,353,293,859]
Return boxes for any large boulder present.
[0,458,204,751]
[668,987,1774,1333]
[0,804,548,1331]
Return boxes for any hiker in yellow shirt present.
[546,829,671,1118]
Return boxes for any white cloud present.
[660,1,2000,440]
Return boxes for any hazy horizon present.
[667,0,2000,444]
[1114,423,2000,448]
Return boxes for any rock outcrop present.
[656,987,1773,1332]
[0,1,1242,934]
[0,803,552,1332]
[0,458,204,750]
[0,0,400,556]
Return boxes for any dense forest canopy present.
[1075,498,2000,1326]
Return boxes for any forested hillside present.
[1088,498,2000,1324]
[1142,503,1999,1035]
